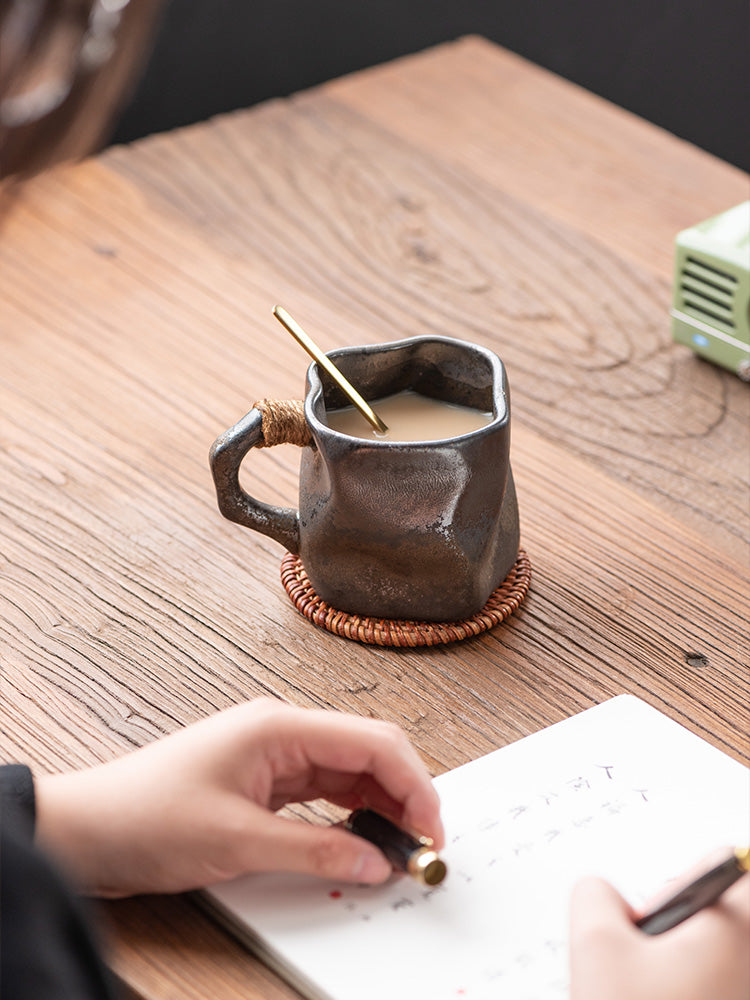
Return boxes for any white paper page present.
[204,695,749,1000]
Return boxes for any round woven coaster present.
[280,549,531,647]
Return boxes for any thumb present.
[238,813,393,884]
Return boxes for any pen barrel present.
[637,851,746,935]
[345,809,446,886]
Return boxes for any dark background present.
[112,0,749,172]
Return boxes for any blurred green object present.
[671,201,750,380]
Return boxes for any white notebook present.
[203,696,749,1000]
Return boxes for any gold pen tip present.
[735,847,750,872]
[423,857,448,886]
[409,849,448,887]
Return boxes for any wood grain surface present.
[1,36,748,1000]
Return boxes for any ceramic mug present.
[209,335,520,621]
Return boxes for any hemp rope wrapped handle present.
[209,398,312,555]
[253,398,311,448]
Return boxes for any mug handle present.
[209,399,312,555]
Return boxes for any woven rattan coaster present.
[280,549,531,647]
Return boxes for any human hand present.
[33,698,443,898]
[569,867,750,1000]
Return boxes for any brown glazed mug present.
[209,335,520,621]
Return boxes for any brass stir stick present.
[273,306,388,434]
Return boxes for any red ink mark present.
[329,890,342,899]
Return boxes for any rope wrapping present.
[253,399,311,447]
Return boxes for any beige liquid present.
[326,389,493,442]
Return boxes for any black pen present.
[636,846,750,935]
[344,808,448,887]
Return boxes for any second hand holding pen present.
[636,846,750,935]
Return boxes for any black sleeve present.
[1,763,36,832]
[1,764,120,1000]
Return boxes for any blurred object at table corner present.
[0,0,165,180]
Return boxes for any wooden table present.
[1,36,748,1000]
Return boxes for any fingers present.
[257,702,444,848]
[635,846,737,921]
[663,876,750,981]
[571,876,636,924]
[569,878,638,1000]
[570,873,750,1000]
[570,876,637,945]
[271,770,406,823]
[104,697,443,892]
[233,810,393,884]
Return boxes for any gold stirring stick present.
[273,305,388,434]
